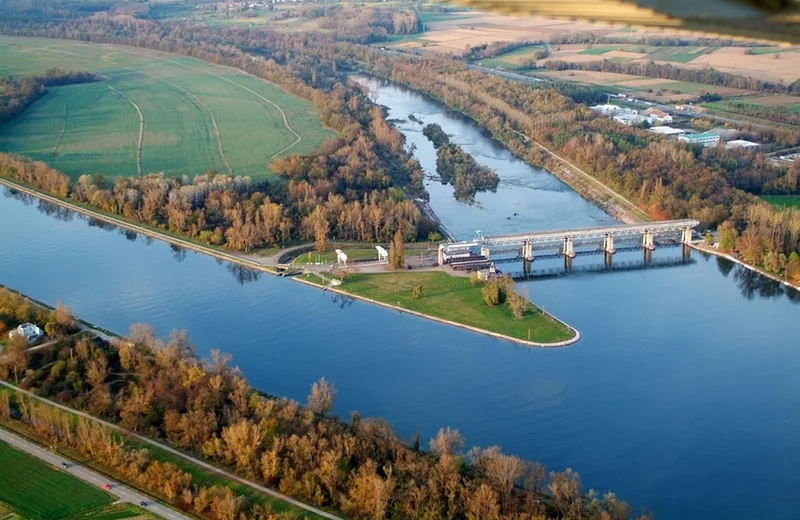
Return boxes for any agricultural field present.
[0,441,115,520]
[474,45,548,70]
[0,36,337,180]
[539,69,750,102]
[761,195,800,210]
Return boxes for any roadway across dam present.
[438,219,700,266]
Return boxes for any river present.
[2,77,800,520]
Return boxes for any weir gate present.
[438,219,700,270]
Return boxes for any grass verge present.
[333,271,575,344]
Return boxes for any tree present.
[307,377,337,415]
[482,283,501,306]
[718,221,738,253]
[703,232,714,245]
[787,252,800,283]
[506,291,528,319]
[411,285,422,299]
[389,230,404,269]
[466,484,501,520]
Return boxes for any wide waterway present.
[2,78,800,520]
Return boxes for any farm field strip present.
[107,86,144,176]
[0,440,114,520]
[134,68,233,174]
[168,60,302,158]
[0,36,336,179]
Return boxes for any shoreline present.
[688,242,800,292]
[293,276,581,348]
[0,176,580,347]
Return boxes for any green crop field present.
[579,46,613,55]
[0,36,337,180]
[475,45,547,70]
[336,271,574,343]
[0,441,113,520]
[762,195,800,209]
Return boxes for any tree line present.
[0,153,432,252]
[716,204,800,283]
[0,69,100,125]
[543,59,799,95]
[0,290,646,520]
[549,31,772,48]
[303,5,421,44]
[716,101,800,127]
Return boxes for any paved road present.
[0,427,192,520]
[0,380,342,520]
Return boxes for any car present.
[103,483,112,491]
[60,462,69,469]
[139,501,148,507]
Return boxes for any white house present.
[646,108,673,124]
[9,323,43,344]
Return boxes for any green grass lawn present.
[0,36,336,180]
[337,271,574,344]
[761,195,800,209]
[0,441,113,520]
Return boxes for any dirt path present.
[170,60,302,158]
[137,68,232,174]
[108,85,144,177]
[51,85,89,156]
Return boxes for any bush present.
[412,285,422,299]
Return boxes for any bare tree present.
[307,377,337,415]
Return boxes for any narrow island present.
[423,123,500,202]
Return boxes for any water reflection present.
[171,244,187,263]
[225,263,261,285]
[710,254,800,303]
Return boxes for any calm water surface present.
[2,79,800,520]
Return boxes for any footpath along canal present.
[2,75,800,520]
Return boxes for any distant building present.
[613,113,648,126]
[590,104,621,115]
[649,126,686,136]
[726,139,760,150]
[709,127,738,140]
[9,323,43,344]
[679,132,720,147]
[645,108,673,124]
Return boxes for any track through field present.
[170,60,302,158]
[108,85,144,176]
[137,68,233,174]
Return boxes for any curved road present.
[0,427,192,520]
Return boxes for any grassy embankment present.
[761,195,800,209]
[0,440,151,520]
[0,36,336,180]
[305,270,575,344]
[0,388,328,520]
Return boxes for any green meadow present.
[0,36,337,180]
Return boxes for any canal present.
[2,78,800,520]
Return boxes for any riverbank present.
[295,271,580,347]
[688,242,800,292]
[354,72,649,225]
[0,177,580,347]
